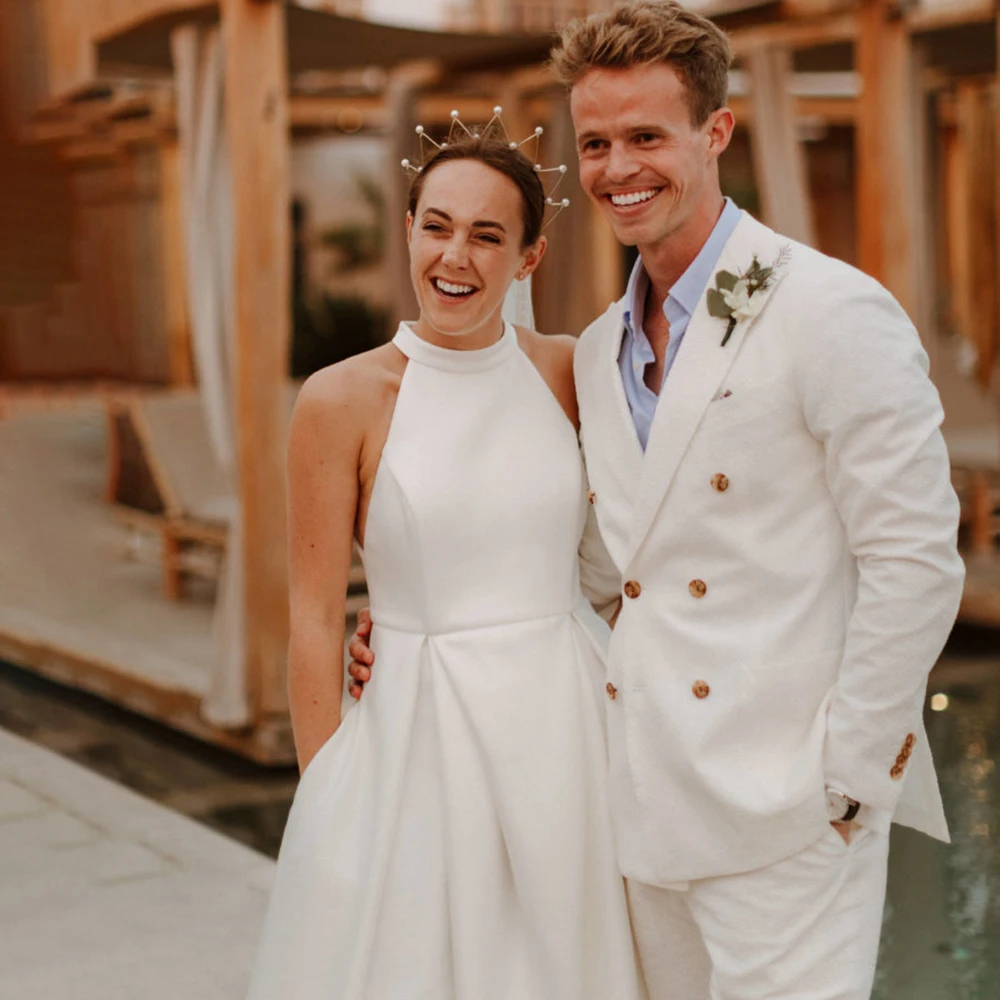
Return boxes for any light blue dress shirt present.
[618,197,743,450]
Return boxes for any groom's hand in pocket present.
[347,608,374,699]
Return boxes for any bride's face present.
[407,159,544,349]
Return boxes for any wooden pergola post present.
[955,81,997,391]
[385,62,439,333]
[220,0,291,725]
[746,43,816,247]
[856,0,935,358]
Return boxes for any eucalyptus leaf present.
[707,288,732,319]
[715,270,738,292]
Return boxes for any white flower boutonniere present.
[707,245,791,346]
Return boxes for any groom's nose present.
[604,141,641,183]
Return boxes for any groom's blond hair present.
[550,0,732,127]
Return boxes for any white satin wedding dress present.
[246,322,639,1000]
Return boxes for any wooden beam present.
[0,627,295,765]
[730,94,858,126]
[220,0,291,722]
[728,10,857,58]
[746,44,816,245]
[287,92,385,130]
[905,0,993,33]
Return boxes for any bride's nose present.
[440,235,471,269]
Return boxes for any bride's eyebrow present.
[423,208,506,233]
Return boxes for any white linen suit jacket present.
[575,211,965,886]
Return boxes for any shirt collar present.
[623,196,743,337]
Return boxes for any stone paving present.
[0,727,273,1000]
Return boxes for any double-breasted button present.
[711,474,730,493]
[903,733,917,751]
[587,489,596,506]
[890,764,905,780]
[606,682,618,701]
[692,680,711,699]
[689,579,707,599]
[624,580,642,600]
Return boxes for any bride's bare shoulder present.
[290,344,406,445]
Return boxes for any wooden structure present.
[0,0,997,763]
[0,0,561,761]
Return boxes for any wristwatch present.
[826,787,861,823]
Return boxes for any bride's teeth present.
[435,279,475,295]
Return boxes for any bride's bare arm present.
[286,364,366,773]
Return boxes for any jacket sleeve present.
[794,272,965,814]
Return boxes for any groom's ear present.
[705,107,735,159]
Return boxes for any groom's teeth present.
[434,279,475,296]
[610,189,659,207]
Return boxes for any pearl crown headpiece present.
[400,107,571,230]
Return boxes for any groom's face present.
[570,62,728,250]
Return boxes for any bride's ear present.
[518,235,548,280]
[405,212,414,243]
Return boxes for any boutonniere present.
[707,245,791,346]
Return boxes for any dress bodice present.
[361,322,588,635]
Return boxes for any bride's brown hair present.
[407,137,547,249]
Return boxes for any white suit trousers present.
[626,825,890,1000]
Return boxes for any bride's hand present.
[347,608,374,699]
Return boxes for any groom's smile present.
[608,188,663,209]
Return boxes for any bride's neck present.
[412,314,505,352]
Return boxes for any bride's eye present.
[477,234,502,245]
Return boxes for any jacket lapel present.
[625,214,790,564]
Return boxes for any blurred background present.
[0,0,997,997]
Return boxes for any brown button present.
[692,680,711,699]
[624,580,642,600]
[606,682,618,701]
[689,579,707,599]
[899,745,912,761]
[890,764,905,780]
[711,474,730,493]
[904,733,917,750]
[587,490,596,506]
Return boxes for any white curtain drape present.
[171,24,249,727]
[502,276,535,329]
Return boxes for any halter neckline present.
[392,322,516,373]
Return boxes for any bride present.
[246,132,640,1000]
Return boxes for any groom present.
[350,2,965,997]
